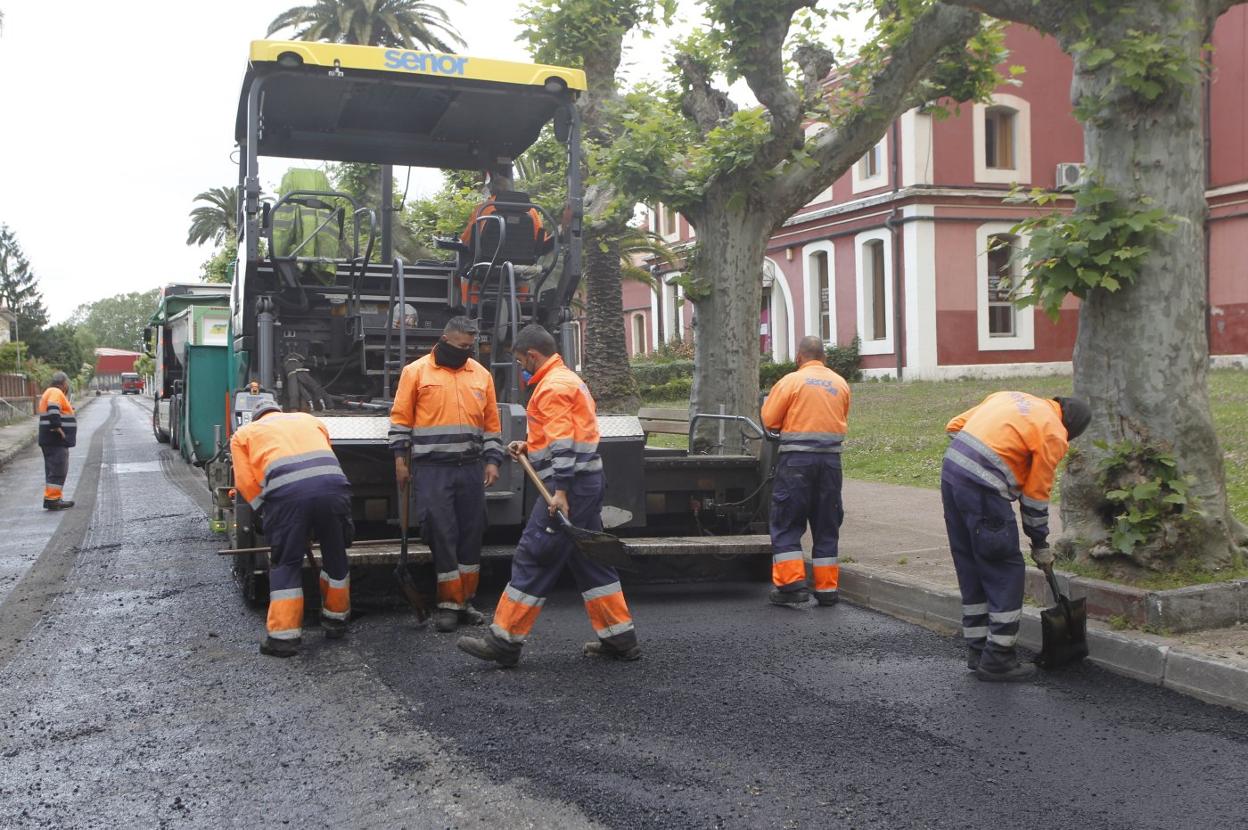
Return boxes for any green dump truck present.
[146,284,232,465]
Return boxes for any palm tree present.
[186,186,239,247]
[266,0,465,52]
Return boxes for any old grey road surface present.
[1,395,1246,829]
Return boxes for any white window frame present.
[851,135,888,194]
[976,222,1035,351]
[803,123,834,205]
[662,271,684,344]
[629,312,648,356]
[854,229,894,356]
[802,241,837,345]
[972,92,1032,185]
[657,203,680,242]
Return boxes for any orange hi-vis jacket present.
[388,353,504,466]
[37,387,76,448]
[525,354,601,490]
[761,360,851,453]
[945,391,1068,546]
[230,412,348,512]
[460,195,550,247]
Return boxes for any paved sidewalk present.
[832,478,1248,712]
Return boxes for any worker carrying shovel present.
[942,392,1090,682]
[231,402,353,658]
[457,324,640,667]
[389,316,503,633]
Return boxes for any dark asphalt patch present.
[358,578,1248,830]
[0,398,118,672]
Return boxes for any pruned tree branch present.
[675,54,738,135]
[937,0,1065,34]
[763,4,980,225]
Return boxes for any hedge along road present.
[0,396,1246,828]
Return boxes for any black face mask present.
[434,340,473,369]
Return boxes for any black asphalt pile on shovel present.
[1037,563,1088,669]
[516,454,639,572]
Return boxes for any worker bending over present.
[231,402,353,658]
[37,371,76,510]
[458,324,639,667]
[761,337,851,608]
[389,316,503,633]
[942,391,1090,682]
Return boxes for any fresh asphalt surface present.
[1,395,1246,829]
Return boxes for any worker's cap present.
[1054,396,1091,440]
[251,401,283,421]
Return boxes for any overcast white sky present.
[0,0,858,321]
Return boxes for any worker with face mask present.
[389,316,503,633]
[942,392,1091,682]
[457,324,639,668]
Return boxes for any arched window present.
[630,312,647,356]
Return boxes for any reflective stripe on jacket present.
[388,354,503,466]
[525,354,600,490]
[230,412,348,511]
[944,391,1068,545]
[761,360,851,453]
[38,387,76,448]
[460,196,549,246]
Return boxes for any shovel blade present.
[394,564,430,622]
[1038,596,1089,669]
[562,524,641,572]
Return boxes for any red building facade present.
[624,14,1248,378]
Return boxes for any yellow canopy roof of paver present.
[236,40,585,168]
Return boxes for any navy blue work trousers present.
[940,462,1025,668]
[413,460,486,609]
[769,453,844,599]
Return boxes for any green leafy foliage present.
[1070,24,1204,121]
[1008,178,1175,320]
[516,0,675,68]
[634,337,862,402]
[266,0,465,52]
[1096,439,1201,556]
[69,289,161,351]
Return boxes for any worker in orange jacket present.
[457,324,639,667]
[943,391,1090,682]
[761,336,852,608]
[389,317,503,633]
[231,402,353,658]
[37,371,77,510]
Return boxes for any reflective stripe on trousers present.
[940,463,1025,668]
[486,470,637,655]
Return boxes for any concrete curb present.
[840,563,1248,713]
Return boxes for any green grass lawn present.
[643,369,1248,522]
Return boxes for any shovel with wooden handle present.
[1037,562,1089,669]
[394,478,430,621]
[515,453,639,572]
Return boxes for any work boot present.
[583,641,642,661]
[259,636,302,658]
[769,588,811,607]
[966,645,984,671]
[322,618,348,640]
[975,661,1036,683]
[434,608,459,633]
[814,590,840,607]
[458,605,486,626]
[456,635,519,668]
[43,499,74,510]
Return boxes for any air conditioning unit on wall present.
[1055,162,1086,190]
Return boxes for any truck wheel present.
[153,400,170,443]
